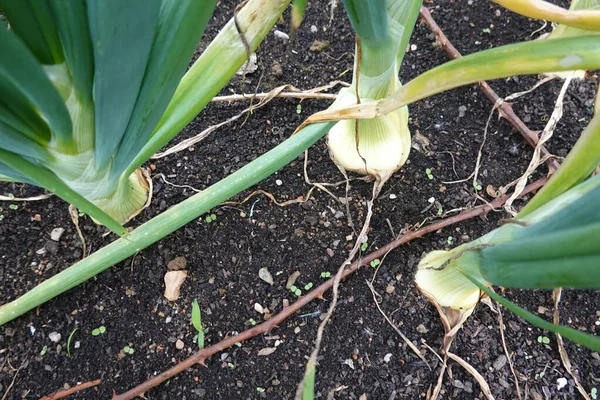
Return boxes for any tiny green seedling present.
[123,345,135,355]
[191,299,205,349]
[361,242,368,252]
[447,236,453,245]
[67,328,78,357]
[425,168,434,180]
[537,335,550,344]
[482,27,491,33]
[473,181,482,191]
[8,204,18,210]
[40,345,48,356]
[591,387,597,400]
[437,207,443,216]
[204,213,217,223]
[370,259,381,268]
[296,103,302,114]
[289,285,302,297]
[91,326,106,336]
[256,387,265,393]
[304,282,313,290]
[320,271,331,279]
[248,318,257,326]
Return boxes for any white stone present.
[49,332,61,343]
[50,227,65,241]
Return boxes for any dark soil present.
[1,1,599,399]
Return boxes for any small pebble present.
[310,25,317,33]
[416,324,428,334]
[384,353,392,363]
[175,339,184,350]
[326,248,334,257]
[274,30,289,40]
[389,194,397,199]
[48,332,61,343]
[410,44,417,51]
[275,179,282,186]
[50,227,65,241]
[385,284,395,294]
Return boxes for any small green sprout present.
[191,299,205,349]
[473,181,482,191]
[91,326,106,336]
[537,335,550,344]
[447,236,453,245]
[361,242,368,252]
[591,387,597,399]
[40,345,48,356]
[370,259,381,268]
[123,345,135,354]
[227,362,236,369]
[67,328,78,357]
[204,213,217,223]
[304,282,313,290]
[437,207,443,216]
[8,204,18,210]
[289,285,302,297]
[256,387,265,393]
[425,168,434,180]
[0,214,4,222]
[296,104,302,114]
[320,271,331,278]
[6,193,14,199]
[535,371,545,379]
[248,318,257,326]
[482,27,491,33]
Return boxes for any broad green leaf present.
[50,0,94,103]
[463,273,600,352]
[0,120,52,162]
[291,0,307,32]
[0,161,31,184]
[300,362,316,400]
[191,299,202,333]
[343,0,389,47]
[0,99,50,144]
[519,113,600,217]
[0,121,334,325]
[0,148,126,236]
[110,0,217,179]
[519,174,600,233]
[125,0,292,178]
[87,0,162,168]
[0,25,72,144]
[493,0,600,31]
[0,0,64,64]
[548,0,600,39]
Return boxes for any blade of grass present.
[87,0,161,168]
[462,273,600,352]
[0,148,126,236]
[0,122,333,326]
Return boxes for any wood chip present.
[164,270,188,301]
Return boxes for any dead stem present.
[112,177,547,400]
[40,379,102,400]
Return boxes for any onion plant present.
[325,0,421,195]
[0,0,291,233]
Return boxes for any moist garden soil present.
[1,1,599,399]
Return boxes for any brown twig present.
[40,379,102,400]
[113,177,547,400]
[419,6,560,173]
